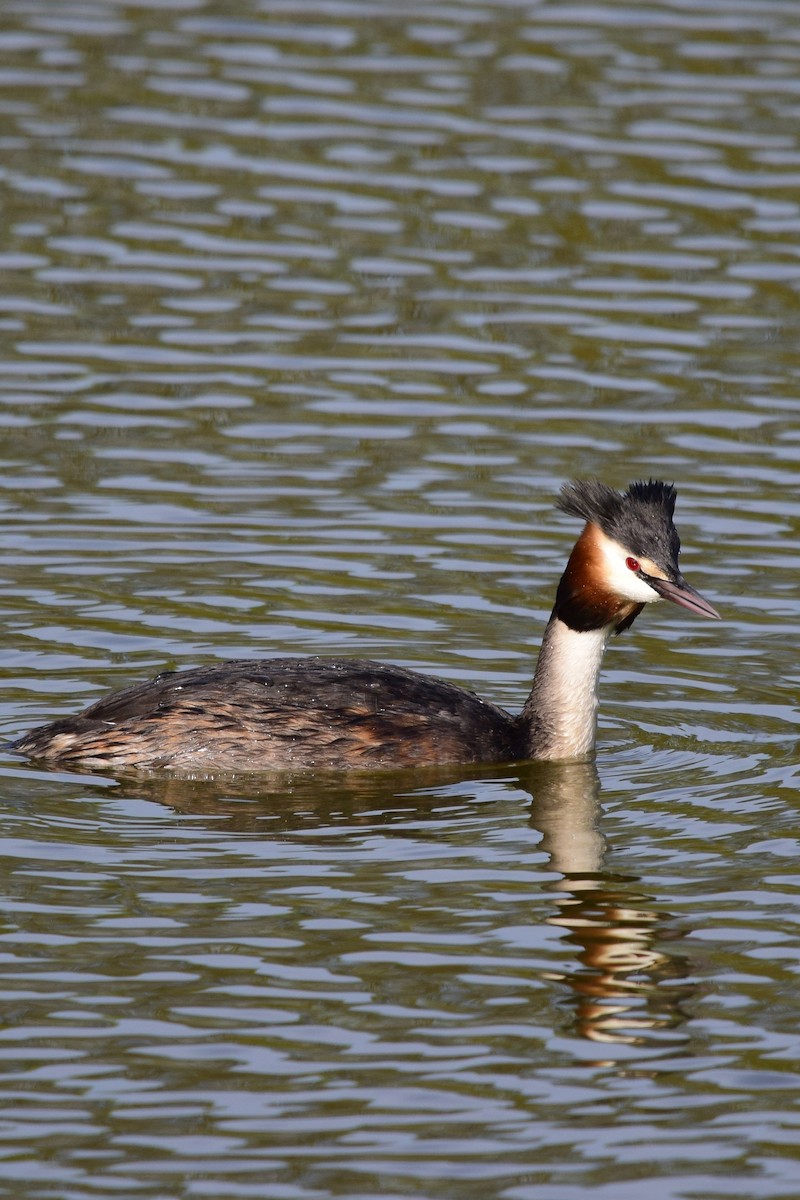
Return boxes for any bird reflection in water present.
[529,760,695,1049]
[48,756,694,1050]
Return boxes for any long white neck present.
[520,615,614,761]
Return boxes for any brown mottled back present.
[12,657,524,773]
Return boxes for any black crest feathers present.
[557,478,680,570]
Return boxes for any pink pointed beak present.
[649,573,720,620]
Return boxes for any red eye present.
[626,557,641,572]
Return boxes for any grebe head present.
[554,478,720,633]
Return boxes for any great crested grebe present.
[11,479,719,774]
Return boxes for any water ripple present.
[0,0,799,1196]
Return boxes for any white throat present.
[523,617,613,760]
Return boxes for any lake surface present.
[0,0,799,1196]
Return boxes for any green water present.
[0,0,799,1196]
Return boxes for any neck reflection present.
[523,760,694,1049]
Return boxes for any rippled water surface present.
[1,0,800,1196]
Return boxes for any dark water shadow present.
[0,750,696,1049]
[73,757,696,1050]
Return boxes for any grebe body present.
[11,479,719,773]
[15,657,521,772]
